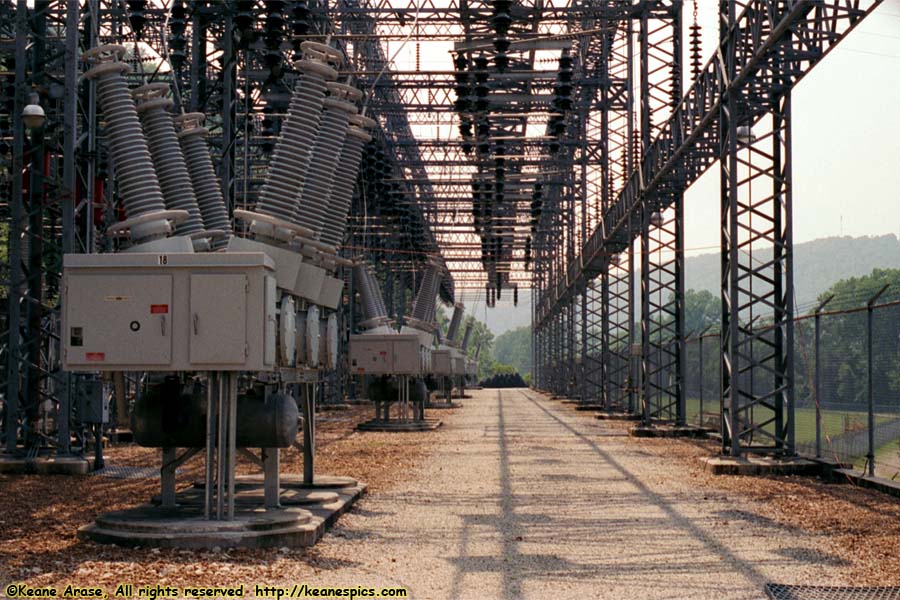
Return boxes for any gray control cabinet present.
[451,350,466,376]
[348,333,430,376]
[432,348,454,376]
[62,252,277,372]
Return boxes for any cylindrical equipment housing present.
[132,378,298,448]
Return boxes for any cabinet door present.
[65,273,173,367]
[190,274,247,366]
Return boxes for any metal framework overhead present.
[0,0,888,461]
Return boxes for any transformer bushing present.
[248,42,342,242]
[132,83,208,249]
[446,303,465,345]
[353,260,392,331]
[174,112,233,249]
[407,260,442,333]
[318,113,375,248]
[293,82,361,238]
[461,319,474,352]
[83,45,185,245]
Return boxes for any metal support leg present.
[204,372,216,519]
[302,383,315,486]
[227,373,237,520]
[161,447,177,508]
[262,447,280,509]
[216,373,226,519]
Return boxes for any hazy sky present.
[683,0,900,256]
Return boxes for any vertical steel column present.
[220,10,236,217]
[56,0,80,454]
[4,0,28,453]
[638,1,684,426]
[719,0,795,456]
[189,6,207,113]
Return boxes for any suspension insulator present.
[254,42,342,232]
[133,83,207,246]
[174,113,232,248]
[293,82,360,238]
[83,45,172,244]
[690,23,703,80]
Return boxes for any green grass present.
[685,397,895,446]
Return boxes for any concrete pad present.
[701,455,821,476]
[80,505,318,548]
[346,398,372,405]
[629,425,710,439]
[153,487,343,507]
[0,455,91,475]
[833,469,900,499]
[424,401,463,409]
[216,474,360,490]
[356,418,443,432]
[595,412,641,421]
[81,481,366,549]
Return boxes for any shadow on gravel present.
[774,547,849,567]
[515,389,772,592]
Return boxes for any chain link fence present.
[685,299,900,480]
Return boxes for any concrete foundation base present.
[357,418,443,432]
[629,425,710,439]
[573,403,607,411]
[81,506,316,549]
[0,455,91,475]
[595,413,641,421]
[833,469,900,498]
[425,401,463,409]
[225,474,360,490]
[81,476,365,549]
[701,455,821,476]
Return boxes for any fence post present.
[814,295,834,459]
[866,285,889,477]
[696,324,713,427]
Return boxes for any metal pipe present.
[204,372,215,519]
[302,383,315,486]
[227,373,237,520]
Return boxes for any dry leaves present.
[0,403,445,587]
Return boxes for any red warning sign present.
[150,304,169,314]
[86,352,105,361]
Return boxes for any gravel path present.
[301,388,864,599]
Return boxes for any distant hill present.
[480,234,900,335]
[684,234,900,311]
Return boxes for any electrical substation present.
[2,0,900,597]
